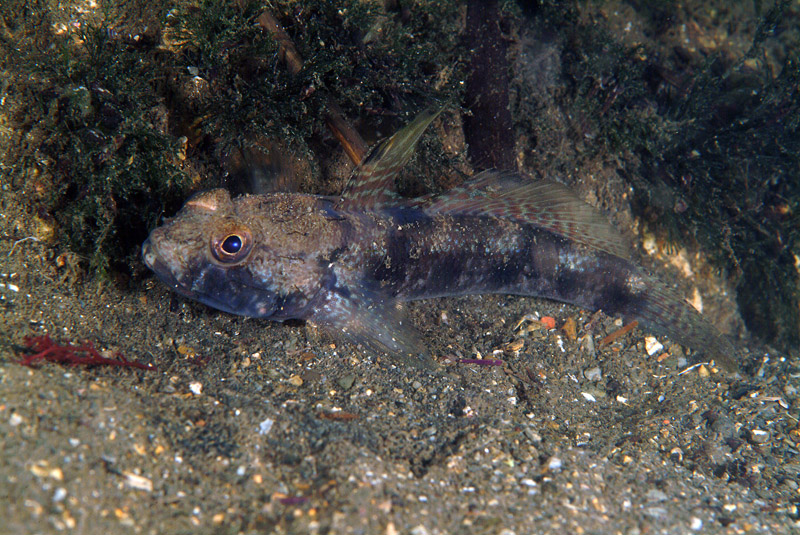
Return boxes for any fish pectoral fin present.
[309,288,436,370]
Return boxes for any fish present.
[142,108,739,372]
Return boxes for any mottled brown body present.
[143,109,739,371]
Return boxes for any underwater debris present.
[18,335,155,370]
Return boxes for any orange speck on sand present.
[540,316,557,330]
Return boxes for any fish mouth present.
[141,239,194,299]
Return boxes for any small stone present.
[258,418,274,435]
[30,461,63,481]
[52,488,67,503]
[669,447,683,463]
[524,428,542,443]
[643,507,667,519]
[177,345,197,357]
[546,456,562,472]
[337,374,356,391]
[561,317,577,341]
[645,336,663,356]
[189,381,203,395]
[690,517,703,531]
[582,334,596,355]
[646,489,668,502]
[583,366,602,382]
[288,375,303,387]
[750,428,770,444]
[123,472,153,492]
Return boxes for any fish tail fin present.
[626,270,740,373]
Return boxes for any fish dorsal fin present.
[421,171,633,260]
[339,107,443,210]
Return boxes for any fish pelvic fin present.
[309,285,436,370]
[338,107,444,210]
[418,170,633,260]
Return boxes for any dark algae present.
[143,109,740,372]
[533,0,800,353]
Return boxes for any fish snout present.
[141,239,157,271]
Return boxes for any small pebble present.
[546,456,562,472]
[524,428,542,443]
[124,472,153,492]
[337,374,356,391]
[643,506,667,519]
[582,334,596,355]
[189,382,203,395]
[30,461,63,481]
[561,317,577,341]
[750,429,770,444]
[583,366,602,381]
[690,517,703,530]
[288,375,303,387]
[645,336,663,356]
[259,418,274,435]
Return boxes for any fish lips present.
[142,239,279,318]
[141,239,194,298]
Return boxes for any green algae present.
[0,0,463,276]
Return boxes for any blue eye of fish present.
[222,235,242,254]
[210,228,252,264]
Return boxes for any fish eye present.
[211,227,252,264]
[221,234,242,254]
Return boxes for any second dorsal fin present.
[419,171,633,260]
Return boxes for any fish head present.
[142,188,290,318]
